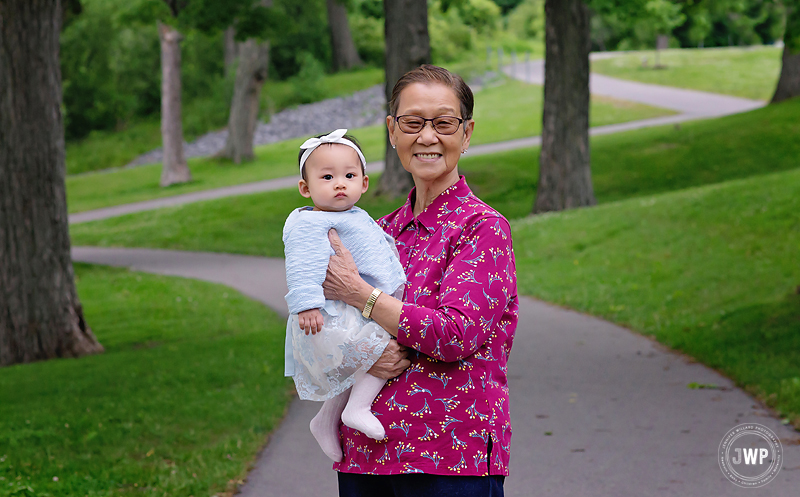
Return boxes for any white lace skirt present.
[288,300,392,401]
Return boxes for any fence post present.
[525,51,531,81]
[497,47,504,73]
[511,50,517,78]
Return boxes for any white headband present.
[299,129,366,176]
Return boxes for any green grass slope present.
[70,98,800,255]
[0,265,291,497]
[591,46,782,101]
[512,168,800,426]
[66,78,672,214]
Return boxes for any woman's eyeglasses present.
[394,115,464,135]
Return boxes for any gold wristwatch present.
[362,288,383,319]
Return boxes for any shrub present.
[350,13,385,66]
[430,5,475,62]
[458,0,502,33]
[290,52,326,105]
[507,0,544,40]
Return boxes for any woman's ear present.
[386,115,396,147]
[462,119,474,151]
[298,179,312,198]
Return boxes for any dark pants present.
[337,472,505,497]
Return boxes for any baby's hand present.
[298,308,324,335]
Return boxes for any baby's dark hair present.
[299,132,365,181]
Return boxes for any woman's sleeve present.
[396,216,515,361]
[283,220,331,314]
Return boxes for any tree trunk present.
[771,5,800,104]
[326,0,363,72]
[217,37,270,163]
[0,0,103,367]
[379,0,431,198]
[224,26,238,78]
[158,21,192,187]
[534,0,596,213]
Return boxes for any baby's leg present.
[341,369,386,440]
[310,389,350,462]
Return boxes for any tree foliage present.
[590,0,787,51]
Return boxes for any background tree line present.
[61,0,787,144]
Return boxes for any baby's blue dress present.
[283,206,406,401]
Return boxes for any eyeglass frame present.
[393,114,466,135]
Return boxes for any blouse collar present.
[395,176,474,235]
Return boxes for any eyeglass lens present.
[397,116,462,135]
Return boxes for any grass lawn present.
[70,98,800,255]
[591,46,783,101]
[66,78,672,214]
[0,265,291,497]
[512,168,800,427]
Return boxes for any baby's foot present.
[341,406,386,440]
[310,413,343,462]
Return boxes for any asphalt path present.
[72,246,800,496]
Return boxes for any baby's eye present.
[346,173,355,179]
[322,174,333,180]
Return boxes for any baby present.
[282,129,406,462]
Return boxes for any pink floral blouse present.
[333,176,519,476]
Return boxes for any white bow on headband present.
[299,129,366,175]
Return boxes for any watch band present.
[362,288,383,319]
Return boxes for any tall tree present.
[0,0,104,367]
[379,0,431,197]
[217,0,272,163]
[158,15,192,186]
[224,26,239,78]
[534,0,649,213]
[534,0,596,213]
[326,0,363,72]
[772,3,800,103]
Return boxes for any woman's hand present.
[323,229,370,308]
[368,340,411,379]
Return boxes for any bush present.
[430,5,475,62]
[458,0,502,33]
[507,0,544,40]
[289,52,326,105]
[60,1,128,140]
[350,13,385,66]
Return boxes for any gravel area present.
[124,73,498,169]
[126,84,387,168]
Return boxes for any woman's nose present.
[417,122,439,144]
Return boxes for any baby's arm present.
[298,308,324,335]
[283,216,332,314]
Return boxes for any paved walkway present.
[68,62,763,225]
[72,246,800,496]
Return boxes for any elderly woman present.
[323,64,518,496]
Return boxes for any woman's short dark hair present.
[298,132,365,181]
[389,64,474,121]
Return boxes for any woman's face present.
[387,83,474,187]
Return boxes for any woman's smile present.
[413,152,442,161]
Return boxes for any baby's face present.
[299,144,368,212]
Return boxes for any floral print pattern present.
[333,177,519,476]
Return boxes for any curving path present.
[69,61,798,496]
[71,246,800,496]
